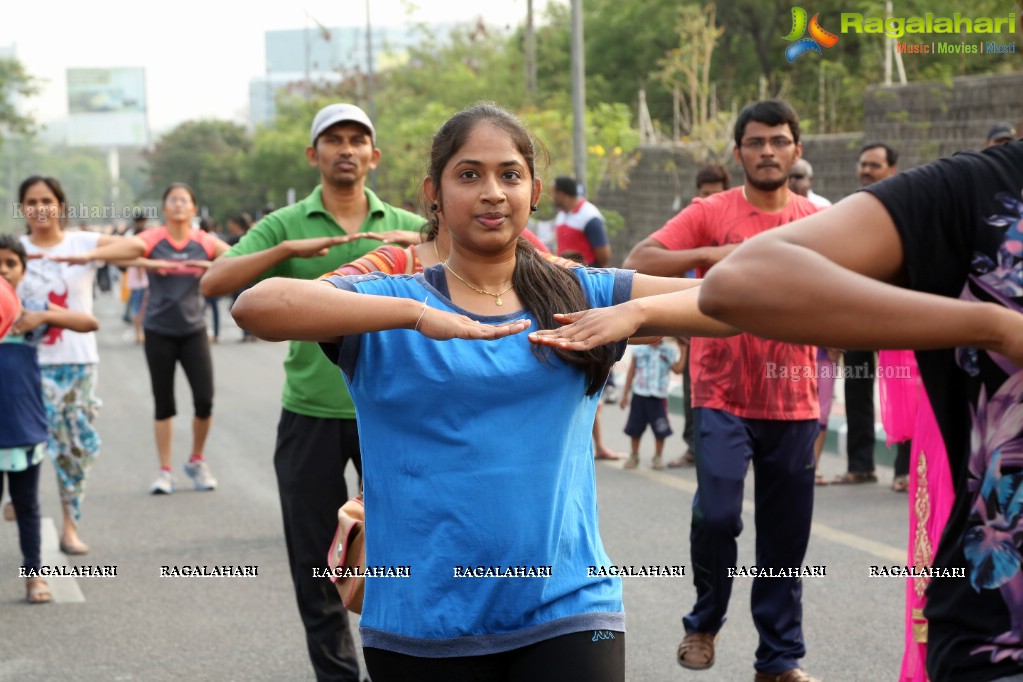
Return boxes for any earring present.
[530,205,538,213]
[429,203,439,211]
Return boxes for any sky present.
[1,0,553,136]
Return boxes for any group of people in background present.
[2,97,1021,682]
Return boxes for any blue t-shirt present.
[325,265,632,657]
[0,300,48,452]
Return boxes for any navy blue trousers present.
[683,408,817,674]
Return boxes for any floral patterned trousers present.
[40,363,101,523]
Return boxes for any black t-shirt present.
[865,140,1023,682]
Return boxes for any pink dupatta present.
[878,350,954,682]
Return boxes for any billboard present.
[66,67,149,147]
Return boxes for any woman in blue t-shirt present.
[232,103,733,682]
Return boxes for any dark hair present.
[554,176,578,197]
[229,213,252,232]
[162,182,198,207]
[0,234,27,271]
[733,99,801,147]
[859,141,898,167]
[131,206,147,224]
[426,103,615,396]
[695,164,731,190]
[19,175,68,232]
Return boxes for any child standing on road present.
[0,235,98,603]
[620,338,678,470]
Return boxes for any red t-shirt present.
[651,187,819,420]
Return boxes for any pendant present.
[495,297,503,306]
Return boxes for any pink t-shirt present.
[650,187,820,420]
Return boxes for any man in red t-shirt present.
[624,100,820,682]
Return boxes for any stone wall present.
[601,71,1023,265]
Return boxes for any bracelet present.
[414,296,430,332]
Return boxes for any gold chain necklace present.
[441,260,514,306]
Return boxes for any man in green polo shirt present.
[202,103,424,682]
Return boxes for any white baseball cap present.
[310,103,376,146]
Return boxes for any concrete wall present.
[601,72,1023,265]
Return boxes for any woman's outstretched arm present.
[232,277,529,343]
[698,192,1023,363]
[529,274,736,351]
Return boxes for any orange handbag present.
[327,494,365,613]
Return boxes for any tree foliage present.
[0,57,39,144]
[145,120,258,222]
[135,0,1019,224]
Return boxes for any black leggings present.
[143,329,213,420]
[364,630,625,682]
[1,460,42,572]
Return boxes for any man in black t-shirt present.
[698,140,1023,682]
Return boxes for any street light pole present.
[365,0,374,122]
[571,0,587,191]
[365,0,376,190]
[525,0,537,99]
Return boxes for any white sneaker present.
[184,460,217,491]
[150,470,175,495]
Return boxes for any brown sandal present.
[892,475,909,492]
[677,631,717,670]
[26,577,52,604]
[831,471,878,485]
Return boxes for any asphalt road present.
[0,294,910,681]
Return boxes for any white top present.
[807,189,833,208]
[18,231,101,365]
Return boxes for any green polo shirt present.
[226,185,426,419]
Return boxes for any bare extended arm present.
[52,236,146,264]
[528,274,736,351]
[698,192,1023,361]
[232,278,530,344]
[201,236,352,297]
[623,237,738,277]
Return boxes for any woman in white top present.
[16,176,121,555]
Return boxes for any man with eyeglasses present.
[624,100,821,682]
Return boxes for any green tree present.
[0,138,120,233]
[145,120,259,223]
[0,57,39,145]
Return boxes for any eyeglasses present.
[741,136,795,150]
[788,174,806,180]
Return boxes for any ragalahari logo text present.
[783,7,839,62]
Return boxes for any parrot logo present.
[783,7,839,62]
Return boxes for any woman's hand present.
[360,230,423,245]
[528,301,644,351]
[139,259,187,272]
[47,253,93,265]
[10,309,46,335]
[416,306,531,342]
[283,236,356,258]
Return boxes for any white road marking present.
[39,517,86,603]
